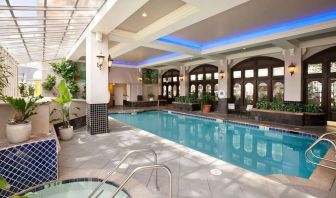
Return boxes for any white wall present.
[114,84,126,105]
[108,67,139,84]
[284,48,302,101]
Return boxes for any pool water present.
[22,180,128,198]
[110,111,329,178]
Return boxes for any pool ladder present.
[88,149,172,198]
[305,132,336,170]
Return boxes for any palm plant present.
[2,95,44,124]
[51,80,79,128]
[0,58,12,97]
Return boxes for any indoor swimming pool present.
[110,111,329,178]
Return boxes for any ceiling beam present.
[67,0,148,60]
[272,39,300,49]
[108,0,250,59]
[0,6,98,11]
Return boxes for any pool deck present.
[58,106,336,198]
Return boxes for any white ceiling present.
[117,0,185,33]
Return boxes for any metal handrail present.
[305,132,336,170]
[111,164,172,198]
[88,149,159,198]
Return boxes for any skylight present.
[0,0,106,63]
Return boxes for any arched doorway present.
[231,57,284,107]
[161,69,180,102]
[189,64,218,98]
[303,46,336,121]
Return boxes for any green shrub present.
[28,85,35,96]
[175,93,198,103]
[200,92,216,106]
[50,59,79,97]
[256,101,324,113]
[67,80,79,98]
[42,74,56,91]
[18,82,28,97]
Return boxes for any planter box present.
[250,109,326,126]
[172,102,200,111]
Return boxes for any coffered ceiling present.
[116,0,185,33]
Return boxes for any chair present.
[246,105,253,111]
[228,103,236,113]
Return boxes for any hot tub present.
[16,178,129,198]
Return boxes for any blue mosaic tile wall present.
[0,139,58,198]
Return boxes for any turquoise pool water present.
[19,179,128,198]
[110,111,329,178]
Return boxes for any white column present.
[179,66,188,96]
[284,48,302,102]
[217,59,230,114]
[86,32,109,135]
[86,32,109,104]
[218,59,231,98]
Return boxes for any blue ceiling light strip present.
[158,36,201,50]
[156,9,336,50]
[114,52,182,67]
[113,60,138,66]
[139,52,182,65]
[115,10,336,67]
[203,9,336,49]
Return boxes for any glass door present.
[329,79,336,120]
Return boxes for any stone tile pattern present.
[0,139,57,198]
[87,103,108,135]
[58,123,330,198]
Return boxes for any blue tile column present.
[87,103,109,135]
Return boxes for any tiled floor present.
[58,115,335,198]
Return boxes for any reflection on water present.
[111,111,330,178]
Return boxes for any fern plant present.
[1,95,44,124]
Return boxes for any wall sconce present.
[179,75,184,81]
[108,55,113,72]
[96,52,105,70]
[219,70,225,79]
[288,63,296,76]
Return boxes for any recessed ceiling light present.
[142,12,147,17]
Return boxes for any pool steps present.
[111,164,172,198]
[305,132,336,170]
[88,149,171,198]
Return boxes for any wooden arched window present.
[162,69,180,102]
[231,57,284,106]
[303,46,336,121]
[189,64,218,98]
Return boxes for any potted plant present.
[51,80,79,141]
[148,93,155,101]
[42,74,56,92]
[1,95,44,143]
[200,92,216,113]
[18,82,28,97]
